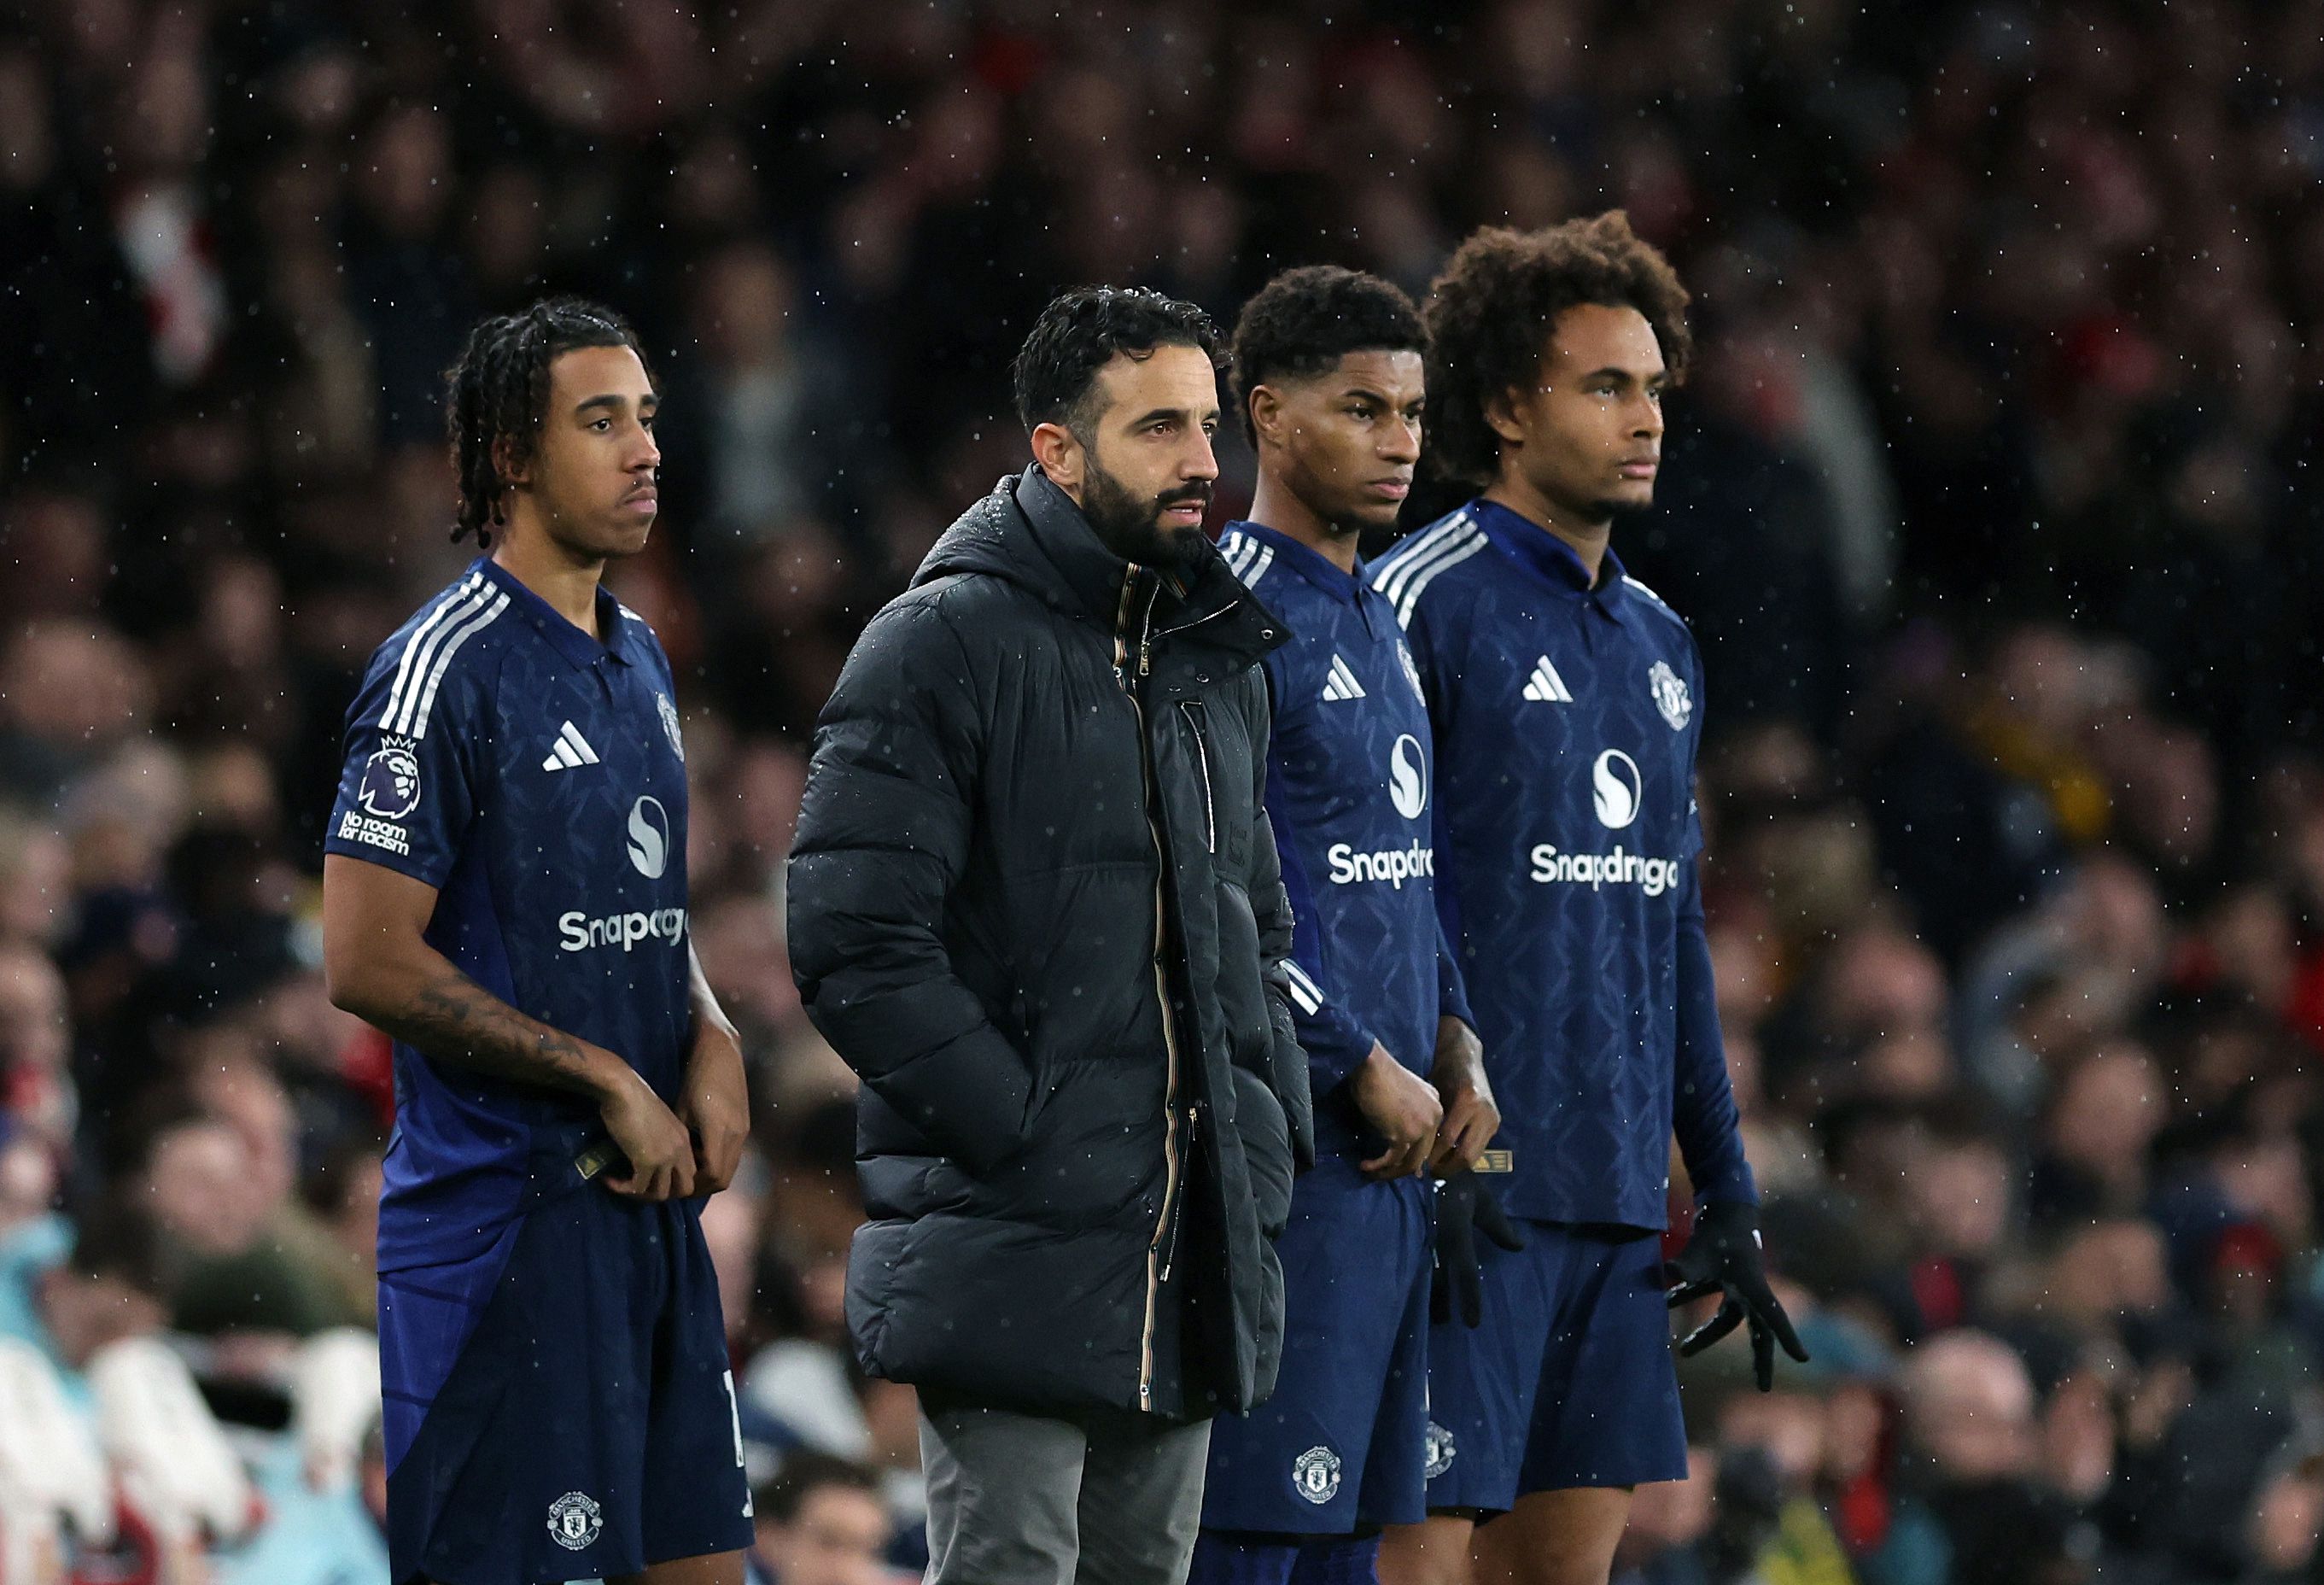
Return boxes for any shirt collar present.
[1224,519,1369,606]
[472,555,636,670]
[1466,497,1630,620]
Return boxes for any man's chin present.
[595,525,655,560]
[1147,520,1210,569]
[1332,504,1399,537]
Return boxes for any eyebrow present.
[574,392,659,417]
[1124,405,1220,426]
[1576,367,1667,384]
[1335,383,1422,404]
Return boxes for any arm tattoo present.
[373,956,610,1099]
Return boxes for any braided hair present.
[442,297,651,547]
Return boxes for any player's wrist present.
[579,1044,638,1106]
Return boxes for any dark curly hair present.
[1422,212,1692,488]
[1012,285,1227,438]
[443,297,652,547]
[1229,266,1425,446]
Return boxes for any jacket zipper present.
[1159,1099,1199,1283]
[1179,702,1215,853]
[1118,570,1182,1413]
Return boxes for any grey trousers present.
[920,1401,1212,1585]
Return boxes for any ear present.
[1484,384,1529,449]
[1030,421,1083,494]
[492,432,532,492]
[1247,385,1286,450]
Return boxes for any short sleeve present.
[323,642,486,889]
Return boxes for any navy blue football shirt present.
[1370,499,1754,1229]
[1218,521,1471,1168]
[326,556,695,1277]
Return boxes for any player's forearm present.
[1671,874,1756,1204]
[1434,925,1474,1032]
[337,947,623,1102]
[686,944,739,1044]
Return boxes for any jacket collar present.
[1013,466,1140,623]
[913,469,1290,687]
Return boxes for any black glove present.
[1661,1200,1808,1390]
[1433,1171,1525,1327]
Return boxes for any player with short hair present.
[1372,216,1805,1585]
[1193,265,1509,1585]
[321,296,754,1585]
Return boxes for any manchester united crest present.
[546,1490,603,1552]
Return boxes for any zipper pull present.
[1137,576,1160,677]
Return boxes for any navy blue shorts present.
[380,1161,752,1585]
[1203,1165,1432,1535]
[1422,1220,1686,1515]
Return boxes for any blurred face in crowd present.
[192,1054,299,1213]
[1718,1389,1828,1485]
[698,242,796,369]
[2049,1219,2170,1329]
[0,1135,55,1234]
[755,1483,891,1585]
[1904,1331,2036,1482]
[1247,349,1425,535]
[1491,302,1667,528]
[1913,1138,2012,1259]
[145,1119,268,1256]
[0,946,67,1073]
[1822,927,1948,1041]
[1035,345,1221,570]
[38,1265,165,1369]
[500,343,662,564]
[2046,1045,2163,1180]
[0,813,69,945]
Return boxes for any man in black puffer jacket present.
[786,287,1313,1585]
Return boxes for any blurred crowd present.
[1,0,2321,1580]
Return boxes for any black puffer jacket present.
[787,468,1313,1419]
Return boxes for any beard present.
[1079,451,1212,570]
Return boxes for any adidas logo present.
[542,721,601,771]
[1320,655,1366,703]
[1521,657,1574,703]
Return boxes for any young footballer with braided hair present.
[322,296,754,1585]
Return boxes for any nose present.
[1383,412,1421,465]
[1632,390,1663,441]
[1182,428,1220,483]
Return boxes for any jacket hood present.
[914,467,1126,620]
[914,468,1291,677]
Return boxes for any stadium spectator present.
[747,1453,904,1585]
[12,1196,178,1389]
